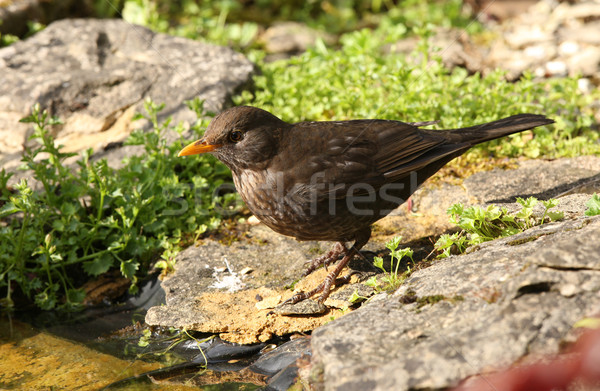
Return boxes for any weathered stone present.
[558,40,580,56]
[465,0,539,22]
[523,43,557,61]
[559,22,600,45]
[567,46,600,76]
[558,2,600,20]
[387,28,485,74]
[308,213,600,391]
[463,157,600,203]
[259,21,335,55]
[478,0,600,84]
[432,28,485,74]
[545,59,569,76]
[0,18,254,172]
[505,26,554,49]
[144,224,348,343]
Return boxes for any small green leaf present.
[61,202,76,216]
[584,193,600,216]
[542,198,559,209]
[51,219,65,231]
[547,211,564,221]
[0,202,19,218]
[373,256,384,270]
[66,288,86,304]
[385,236,402,251]
[348,289,365,303]
[364,276,379,288]
[83,254,113,276]
[120,260,139,279]
[573,317,600,329]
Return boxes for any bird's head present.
[178,106,287,170]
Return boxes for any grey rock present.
[431,28,485,74]
[260,21,335,55]
[567,46,600,77]
[478,0,600,83]
[0,18,254,172]
[545,59,569,76]
[559,22,600,45]
[144,224,327,330]
[557,2,600,20]
[524,43,557,61]
[275,299,328,316]
[376,157,600,243]
[386,28,484,74]
[504,26,554,49]
[308,213,600,391]
[466,0,539,22]
[463,157,600,203]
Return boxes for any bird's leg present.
[302,242,346,277]
[286,228,371,305]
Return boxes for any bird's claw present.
[302,243,346,277]
[280,272,357,307]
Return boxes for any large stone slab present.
[308,211,600,390]
[0,18,254,172]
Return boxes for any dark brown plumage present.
[179,106,553,304]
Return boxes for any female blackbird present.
[179,106,553,304]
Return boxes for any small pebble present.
[247,215,261,225]
[255,295,282,310]
[559,284,578,297]
[558,41,579,56]
[545,60,568,76]
[524,45,549,59]
[240,267,253,275]
[534,66,546,78]
[578,78,592,93]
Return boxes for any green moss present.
[506,234,545,246]
[416,294,446,308]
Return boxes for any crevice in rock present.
[539,265,600,272]
[486,173,600,204]
[506,233,547,246]
[515,282,554,298]
[96,31,111,67]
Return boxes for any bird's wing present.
[372,120,466,183]
[269,120,452,201]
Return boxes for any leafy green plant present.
[236,23,598,160]
[0,20,43,47]
[365,236,414,292]
[0,32,19,47]
[115,0,476,50]
[0,100,234,310]
[584,193,600,216]
[435,197,563,258]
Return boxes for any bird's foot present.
[283,273,356,305]
[302,242,346,277]
[283,246,358,306]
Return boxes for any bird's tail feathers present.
[448,114,554,145]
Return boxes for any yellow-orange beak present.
[178,140,221,157]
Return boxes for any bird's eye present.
[229,130,243,142]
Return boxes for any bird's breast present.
[233,169,308,229]
[231,168,377,242]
